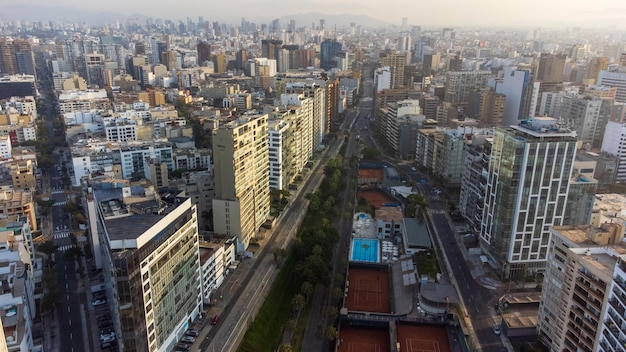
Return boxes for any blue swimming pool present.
[358,213,368,220]
[351,238,380,263]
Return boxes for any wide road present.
[198,112,356,352]
[38,65,86,351]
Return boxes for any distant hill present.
[277,12,389,29]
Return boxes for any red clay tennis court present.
[338,326,391,352]
[346,267,390,313]
[357,189,394,209]
[396,324,451,352]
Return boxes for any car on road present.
[100,335,116,343]
[210,314,220,325]
[411,167,417,171]
[181,336,195,343]
[92,299,107,306]
[492,324,501,335]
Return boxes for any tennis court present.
[396,324,451,352]
[346,267,390,313]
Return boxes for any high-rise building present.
[379,51,407,89]
[538,225,625,352]
[320,39,342,70]
[467,88,506,127]
[84,53,106,87]
[212,114,270,248]
[284,82,327,151]
[197,41,211,65]
[598,70,626,103]
[444,71,490,106]
[601,120,626,183]
[480,118,577,279]
[536,53,566,82]
[557,94,613,148]
[583,56,609,85]
[213,53,227,73]
[0,37,16,75]
[494,66,534,125]
[85,185,202,352]
[459,134,492,233]
[261,39,282,60]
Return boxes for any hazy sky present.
[7,0,626,27]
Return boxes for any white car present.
[492,324,501,335]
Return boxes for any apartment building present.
[85,185,201,352]
[212,113,270,249]
[538,224,626,351]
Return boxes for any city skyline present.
[2,0,626,28]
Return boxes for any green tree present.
[37,240,57,256]
[278,343,293,352]
[362,147,380,159]
[325,326,338,341]
[301,281,313,302]
[291,294,305,313]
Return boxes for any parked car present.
[92,299,107,306]
[492,324,501,335]
[181,336,195,343]
[186,329,199,337]
[175,342,189,351]
[100,335,116,343]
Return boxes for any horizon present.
[1,0,626,29]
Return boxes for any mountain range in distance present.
[0,5,390,28]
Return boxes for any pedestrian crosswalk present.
[53,232,70,239]
[57,244,75,252]
[53,201,67,206]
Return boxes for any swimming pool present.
[358,213,368,220]
[351,238,380,263]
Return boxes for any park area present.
[345,267,390,313]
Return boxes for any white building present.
[601,121,626,183]
[103,117,138,142]
[199,238,236,305]
[0,135,12,159]
[598,70,626,103]
[268,119,290,190]
[374,66,392,92]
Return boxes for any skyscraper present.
[320,39,342,70]
[536,53,566,82]
[444,71,490,106]
[480,118,577,280]
[212,114,270,248]
[196,41,211,65]
[495,66,534,125]
[379,51,407,89]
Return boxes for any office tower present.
[261,39,282,60]
[374,67,392,92]
[197,41,211,65]
[598,70,626,103]
[401,17,408,30]
[12,39,35,78]
[0,75,37,100]
[320,39,342,70]
[480,118,577,279]
[85,186,201,351]
[538,225,625,351]
[213,53,227,73]
[447,54,462,71]
[495,66,534,125]
[536,53,566,82]
[84,53,106,87]
[444,71,490,106]
[319,19,325,30]
[397,35,411,53]
[212,114,270,248]
[0,37,16,75]
[379,51,407,89]
[467,88,506,127]
[135,42,145,55]
[422,52,440,74]
[583,57,609,85]
[235,48,248,70]
[556,94,613,148]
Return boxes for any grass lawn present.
[237,255,301,352]
[290,298,313,350]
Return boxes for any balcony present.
[615,275,626,292]
[614,288,626,308]
[609,298,626,317]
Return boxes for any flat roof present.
[419,282,459,304]
[105,213,164,240]
[404,218,432,248]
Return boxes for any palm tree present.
[326,325,339,342]
[278,343,293,352]
[301,282,313,302]
[291,294,305,313]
